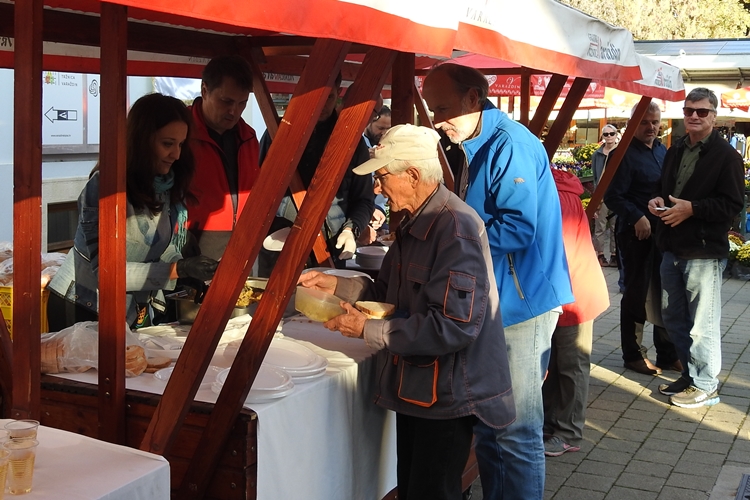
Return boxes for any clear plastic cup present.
[3,439,38,494]
[4,420,39,441]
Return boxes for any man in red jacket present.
[187,55,261,260]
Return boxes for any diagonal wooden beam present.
[177,46,396,500]
[543,77,592,161]
[97,1,129,444]
[241,46,334,266]
[140,38,351,463]
[413,81,454,192]
[11,0,43,420]
[585,97,649,220]
[527,73,567,138]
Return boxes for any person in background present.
[591,124,619,267]
[48,93,218,331]
[543,168,610,456]
[361,104,392,245]
[186,55,261,260]
[604,101,680,377]
[423,63,573,500]
[257,73,374,273]
[363,104,392,149]
[299,124,515,500]
[651,87,744,408]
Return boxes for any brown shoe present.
[624,358,662,375]
[597,254,608,267]
[656,359,684,373]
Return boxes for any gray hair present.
[685,87,718,109]
[387,158,444,185]
[425,63,489,105]
[630,100,661,118]
[602,123,618,133]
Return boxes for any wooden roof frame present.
[0,0,668,495]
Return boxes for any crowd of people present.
[46,53,744,500]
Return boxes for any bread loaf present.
[144,356,172,373]
[355,301,395,319]
[125,345,148,377]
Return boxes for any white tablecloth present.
[0,419,169,499]
[50,316,398,500]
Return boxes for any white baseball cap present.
[353,124,440,176]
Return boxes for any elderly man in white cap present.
[299,124,515,500]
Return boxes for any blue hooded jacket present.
[460,102,574,327]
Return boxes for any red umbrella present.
[721,87,750,113]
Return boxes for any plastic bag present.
[41,266,60,288]
[40,321,145,376]
[41,252,67,268]
[0,258,12,285]
[0,242,11,263]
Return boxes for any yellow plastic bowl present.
[294,286,346,322]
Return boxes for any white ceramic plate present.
[154,365,222,390]
[215,365,293,392]
[263,227,291,252]
[264,338,327,375]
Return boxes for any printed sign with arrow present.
[44,107,78,123]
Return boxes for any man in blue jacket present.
[423,63,574,500]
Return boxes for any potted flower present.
[732,241,750,280]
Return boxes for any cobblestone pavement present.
[468,266,750,500]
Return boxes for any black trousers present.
[396,413,476,500]
[617,227,677,365]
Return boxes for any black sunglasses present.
[683,107,715,118]
[602,132,616,137]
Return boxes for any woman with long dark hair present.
[48,93,218,330]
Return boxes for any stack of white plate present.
[222,337,328,384]
[212,365,295,404]
[153,365,223,391]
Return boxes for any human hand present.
[370,210,386,230]
[335,229,357,260]
[176,256,218,281]
[647,197,666,216]
[323,302,366,339]
[297,270,337,296]
[634,215,652,240]
[659,195,693,227]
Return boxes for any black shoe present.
[658,377,691,396]
[624,358,662,375]
[656,359,683,373]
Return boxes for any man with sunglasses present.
[604,101,680,377]
[649,87,744,408]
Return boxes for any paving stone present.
[553,486,606,500]
[693,428,738,443]
[656,486,709,499]
[564,472,616,492]
[604,427,648,443]
[604,486,658,500]
[621,409,664,423]
[586,448,634,466]
[624,460,674,478]
[672,460,721,478]
[680,450,727,467]
[614,472,665,492]
[686,438,732,455]
[665,472,719,493]
[633,447,681,466]
[576,459,626,478]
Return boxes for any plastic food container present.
[294,286,346,322]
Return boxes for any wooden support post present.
[585,96,650,220]
[97,2,129,444]
[391,52,415,126]
[141,38,351,461]
[11,0,43,420]
[527,74,567,138]
[543,78,592,161]
[413,82,454,192]
[176,47,395,499]
[519,69,531,127]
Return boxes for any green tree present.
[560,0,750,39]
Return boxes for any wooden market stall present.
[0,0,682,497]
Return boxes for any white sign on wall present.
[86,74,101,146]
[42,71,84,145]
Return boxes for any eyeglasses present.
[373,171,391,183]
[602,132,617,137]
[683,107,715,118]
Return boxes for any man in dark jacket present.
[650,87,745,408]
[604,100,679,377]
[257,74,374,273]
[299,125,514,500]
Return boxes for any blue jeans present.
[660,252,724,393]
[474,310,558,500]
